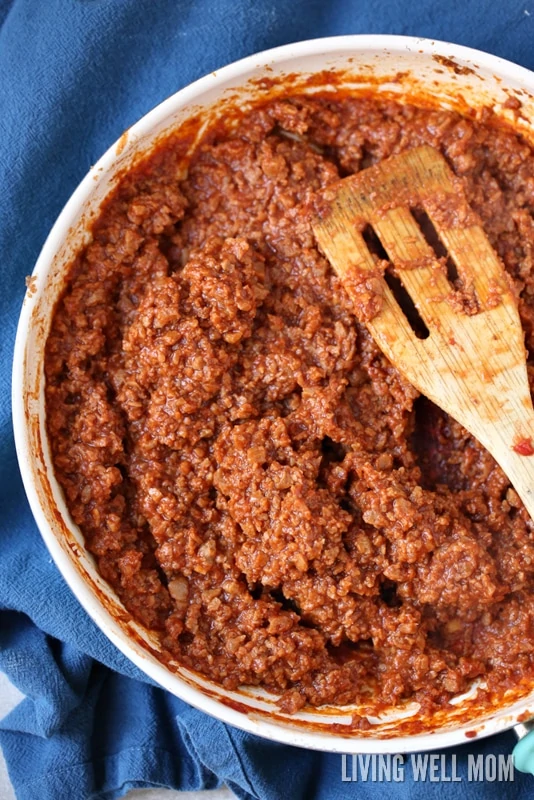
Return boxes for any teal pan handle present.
[513,722,534,774]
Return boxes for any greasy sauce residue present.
[432,54,476,77]
[115,128,129,156]
[25,275,37,296]
[513,438,534,456]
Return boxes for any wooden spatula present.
[312,144,534,519]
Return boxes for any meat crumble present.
[45,94,534,716]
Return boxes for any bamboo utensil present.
[313,145,534,519]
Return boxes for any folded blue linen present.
[2,1,534,797]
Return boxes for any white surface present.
[0,671,234,800]
[0,671,22,800]
[127,789,234,800]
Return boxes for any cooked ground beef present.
[44,94,534,716]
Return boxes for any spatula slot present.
[361,223,390,262]
[361,221,430,339]
[410,207,459,286]
[383,268,430,340]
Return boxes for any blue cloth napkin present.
[2,1,534,798]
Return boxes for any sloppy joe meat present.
[45,94,534,715]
